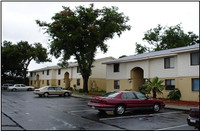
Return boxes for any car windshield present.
[102,92,121,98]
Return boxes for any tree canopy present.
[2,40,50,84]
[135,24,199,54]
[36,4,131,92]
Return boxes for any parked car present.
[187,107,199,130]
[33,86,72,97]
[88,91,165,115]
[2,83,13,90]
[7,84,35,91]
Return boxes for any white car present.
[8,84,35,91]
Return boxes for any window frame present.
[114,63,120,72]
[77,79,80,86]
[190,52,199,66]
[58,69,61,75]
[164,57,174,69]
[114,80,120,89]
[192,78,199,91]
[58,80,61,85]
[47,70,49,75]
[165,79,175,90]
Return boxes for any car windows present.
[134,92,147,99]
[39,86,47,90]
[15,85,20,87]
[55,87,61,90]
[48,87,55,90]
[102,92,121,98]
[21,84,25,87]
[122,92,137,99]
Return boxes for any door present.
[134,92,152,108]
[121,92,140,109]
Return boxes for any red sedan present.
[88,91,165,115]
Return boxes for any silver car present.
[33,86,72,97]
[8,84,35,91]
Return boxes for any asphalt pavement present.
[1,93,198,130]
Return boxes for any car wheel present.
[12,88,17,92]
[64,92,69,96]
[27,88,31,91]
[98,109,106,114]
[153,103,160,112]
[43,92,49,97]
[38,94,42,97]
[114,104,125,115]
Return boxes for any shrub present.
[167,88,181,100]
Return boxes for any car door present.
[134,92,152,109]
[48,87,55,95]
[54,87,62,95]
[20,84,26,90]
[121,92,140,109]
[15,84,21,90]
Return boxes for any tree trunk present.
[23,69,27,85]
[83,76,89,93]
[153,90,157,98]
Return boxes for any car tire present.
[64,92,69,96]
[27,88,32,91]
[98,109,106,114]
[114,104,125,115]
[153,103,160,113]
[43,92,49,97]
[38,94,42,97]
[12,88,17,92]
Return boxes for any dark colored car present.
[88,91,165,115]
[187,107,199,129]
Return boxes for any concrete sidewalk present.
[72,94,198,111]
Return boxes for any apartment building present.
[103,44,199,102]
[29,57,114,91]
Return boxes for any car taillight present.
[99,100,107,104]
[34,89,40,92]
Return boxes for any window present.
[47,70,49,75]
[58,69,61,75]
[48,87,54,90]
[77,67,80,73]
[164,57,174,68]
[192,78,199,91]
[122,92,137,99]
[191,52,199,65]
[77,79,80,86]
[58,80,60,85]
[114,64,120,72]
[31,81,33,85]
[114,80,120,89]
[30,72,33,77]
[42,71,44,75]
[165,79,175,90]
[47,80,49,85]
[102,92,121,98]
[34,72,36,75]
[134,92,147,99]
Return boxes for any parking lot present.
[2,90,197,130]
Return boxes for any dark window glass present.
[47,70,49,75]
[102,92,121,98]
[164,57,174,68]
[134,92,147,99]
[191,52,199,65]
[47,80,49,85]
[58,69,61,75]
[58,80,60,85]
[122,92,137,99]
[77,67,80,73]
[192,78,199,91]
[114,80,120,89]
[42,71,44,74]
[77,79,80,86]
[30,72,33,77]
[165,79,175,90]
[114,64,120,72]
[48,87,54,90]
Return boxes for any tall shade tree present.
[16,41,51,84]
[135,24,199,54]
[36,4,131,92]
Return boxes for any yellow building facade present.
[29,57,114,91]
[104,44,199,102]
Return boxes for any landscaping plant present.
[167,88,181,100]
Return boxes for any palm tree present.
[140,77,165,98]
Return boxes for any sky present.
[2,2,199,71]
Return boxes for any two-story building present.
[103,44,199,102]
[29,57,114,91]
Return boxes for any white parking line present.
[156,124,188,130]
[99,111,183,121]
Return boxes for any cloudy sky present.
[2,2,199,71]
